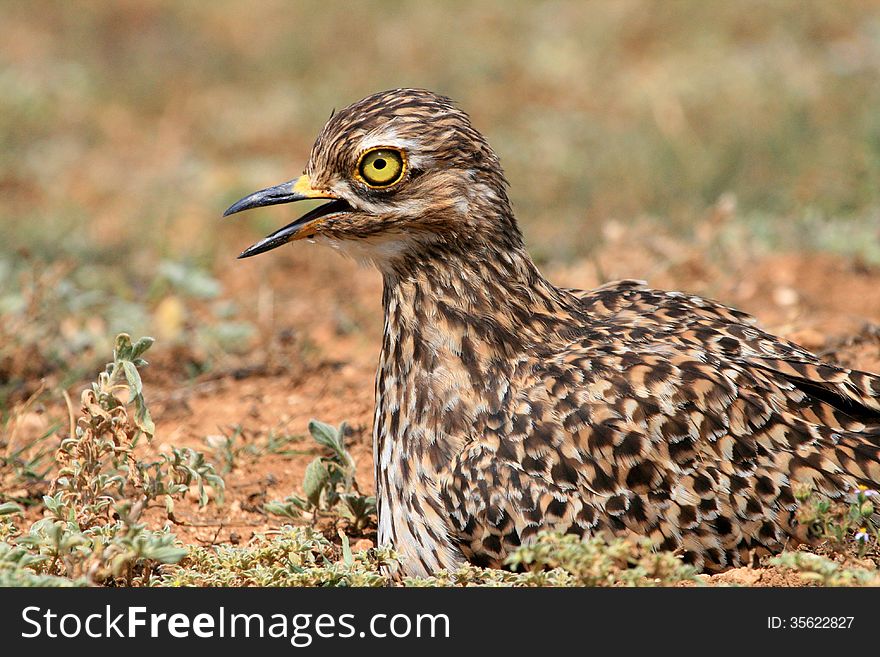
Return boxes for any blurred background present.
[2,0,880,407]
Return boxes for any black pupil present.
[373,158,387,170]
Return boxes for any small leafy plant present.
[2,333,224,586]
[265,419,376,531]
[503,530,696,587]
[767,485,880,586]
[162,525,394,587]
[1,385,57,501]
[794,484,879,558]
[770,551,880,586]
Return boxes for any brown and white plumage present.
[225,88,880,578]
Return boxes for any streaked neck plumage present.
[371,207,581,577]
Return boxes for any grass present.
[1,2,880,586]
[4,2,880,238]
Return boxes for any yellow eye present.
[357,148,405,188]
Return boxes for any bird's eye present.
[357,148,406,188]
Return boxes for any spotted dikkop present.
[225,88,880,579]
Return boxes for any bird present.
[224,88,880,580]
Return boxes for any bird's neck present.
[372,237,580,575]
[381,238,576,355]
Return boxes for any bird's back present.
[574,279,880,417]
[440,279,880,571]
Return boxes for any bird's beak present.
[223,174,350,258]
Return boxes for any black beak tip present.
[237,242,262,259]
[223,198,250,218]
[236,233,290,259]
[222,180,300,218]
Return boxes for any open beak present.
[223,174,350,258]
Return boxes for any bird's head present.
[224,88,519,269]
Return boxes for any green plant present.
[402,532,695,587]
[52,333,155,528]
[503,531,696,587]
[15,504,187,586]
[2,333,224,586]
[794,484,879,558]
[0,501,22,543]
[205,426,307,476]
[0,386,58,501]
[205,425,244,475]
[770,551,880,586]
[51,334,223,528]
[264,430,307,456]
[0,541,86,587]
[161,525,394,587]
[264,419,376,531]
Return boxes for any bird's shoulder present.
[564,279,807,360]
[557,279,880,413]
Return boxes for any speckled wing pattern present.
[440,280,880,571]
